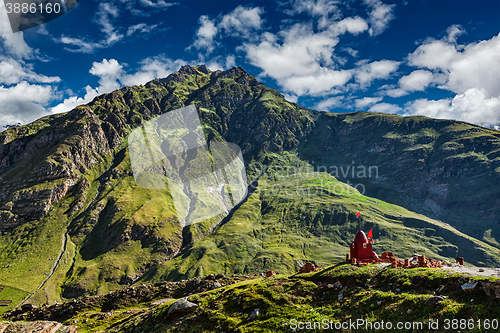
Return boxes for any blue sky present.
[1,0,500,131]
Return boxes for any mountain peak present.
[178,64,211,75]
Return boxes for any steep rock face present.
[0,106,113,230]
[0,65,313,232]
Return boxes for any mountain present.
[0,65,499,312]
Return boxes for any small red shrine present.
[347,229,379,264]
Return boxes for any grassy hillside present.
[4,263,499,333]
[137,152,500,284]
[299,112,500,247]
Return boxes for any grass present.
[23,263,497,332]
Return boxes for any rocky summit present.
[0,65,499,331]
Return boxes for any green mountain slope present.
[0,65,498,313]
[298,112,500,246]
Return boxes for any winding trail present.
[16,175,104,308]
[15,232,68,308]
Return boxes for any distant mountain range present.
[0,65,499,311]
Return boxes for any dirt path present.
[441,265,500,278]
[15,232,68,308]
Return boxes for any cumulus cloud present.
[363,0,396,36]
[0,0,62,131]
[355,96,383,109]
[49,86,100,115]
[404,88,500,128]
[220,6,265,38]
[0,82,55,130]
[190,15,219,55]
[89,59,124,93]
[244,23,353,95]
[315,96,344,110]
[189,6,265,56]
[354,59,400,86]
[368,102,402,113]
[329,17,369,36]
[401,27,500,127]
[408,27,500,97]
[399,70,434,92]
[0,1,33,59]
[283,94,299,104]
[0,57,60,85]
[205,55,237,72]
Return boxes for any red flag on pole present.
[356,212,360,218]
[367,228,373,238]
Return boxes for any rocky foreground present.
[2,263,500,332]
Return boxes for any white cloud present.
[408,39,458,70]
[342,47,359,57]
[89,59,123,93]
[283,0,340,18]
[315,96,343,110]
[398,69,434,92]
[0,57,60,85]
[283,94,299,103]
[57,36,100,54]
[364,0,396,36]
[0,0,61,131]
[384,87,407,97]
[190,6,265,56]
[445,24,465,44]
[49,86,99,115]
[404,88,500,128]
[244,23,353,96]
[205,55,237,72]
[329,17,368,36]
[283,0,341,30]
[190,15,219,55]
[368,102,402,113]
[126,23,158,37]
[283,70,351,95]
[354,59,400,86]
[94,2,123,45]
[355,96,383,109]
[139,0,177,9]
[120,57,188,86]
[0,82,55,130]
[0,0,33,59]
[219,6,265,38]
[408,27,500,97]
[445,34,500,96]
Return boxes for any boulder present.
[461,281,478,292]
[167,297,198,318]
[246,308,259,321]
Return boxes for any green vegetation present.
[8,263,496,332]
